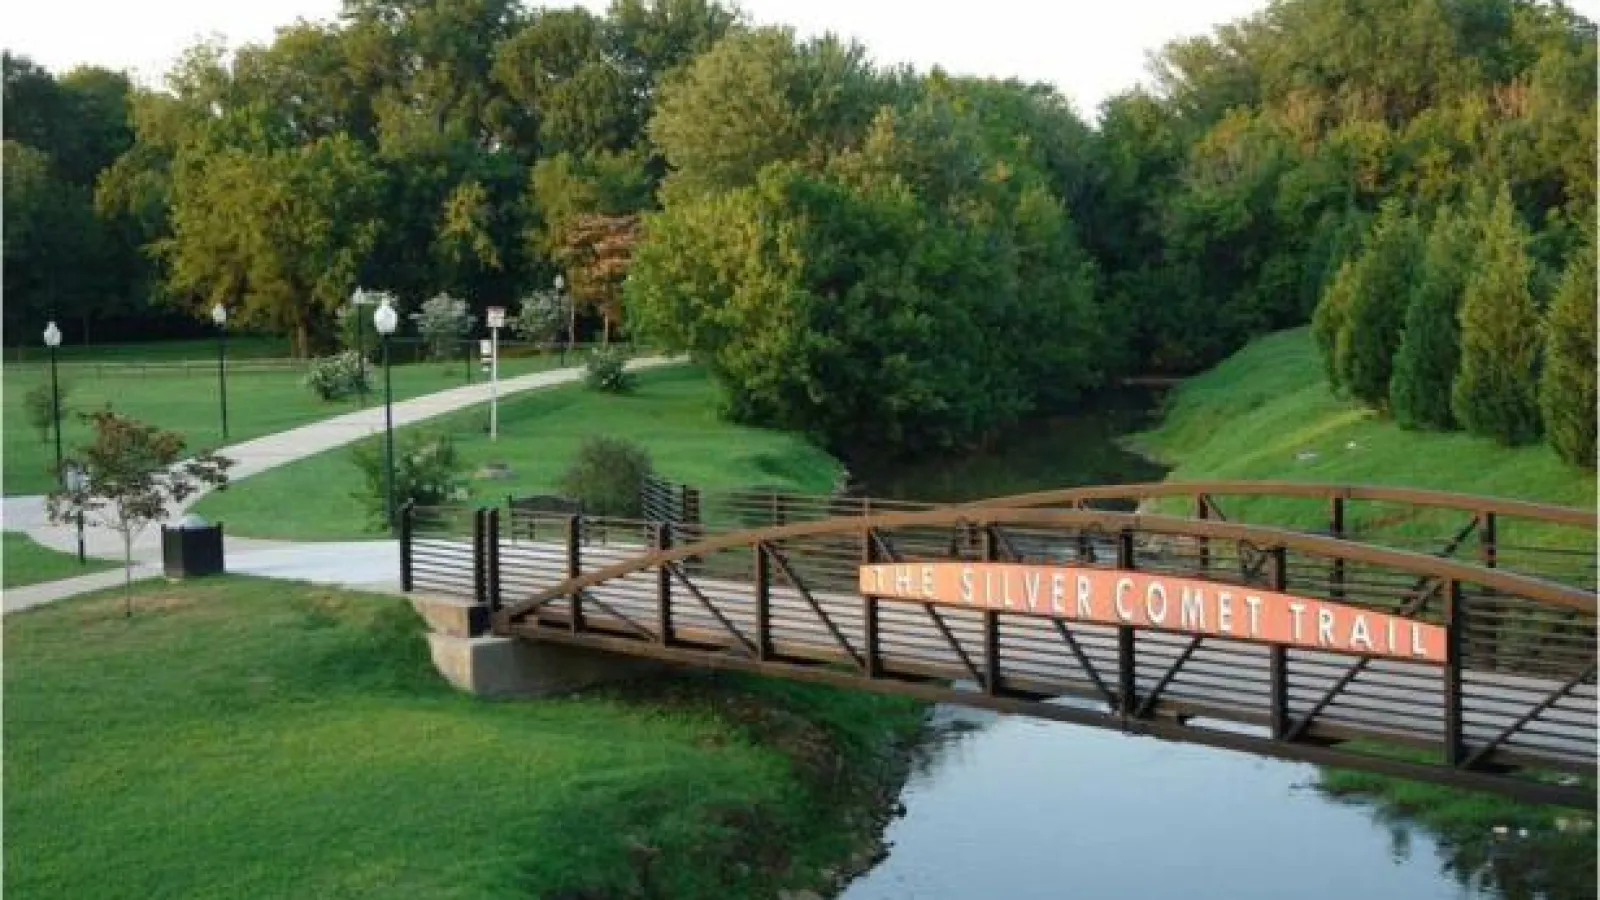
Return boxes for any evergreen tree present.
[1452,186,1544,445]
[1390,205,1476,430]
[1339,200,1423,410]
[1312,258,1358,392]
[1539,232,1597,467]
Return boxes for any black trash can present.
[162,514,225,578]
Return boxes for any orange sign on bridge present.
[859,562,1448,663]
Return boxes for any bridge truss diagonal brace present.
[1462,663,1598,770]
[762,542,865,671]
[868,529,985,686]
[666,562,758,656]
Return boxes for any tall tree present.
[1390,204,1477,430]
[1538,227,1597,467]
[1451,185,1543,445]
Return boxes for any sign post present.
[486,306,506,441]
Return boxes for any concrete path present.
[2,357,676,610]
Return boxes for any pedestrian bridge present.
[401,481,1596,808]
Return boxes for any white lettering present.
[1114,578,1135,622]
[1245,595,1264,637]
[921,565,935,599]
[1411,623,1428,658]
[1023,572,1042,612]
[1317,608,1336,647]
[1050,573,1068,615]
[1386,619,1397,654]
[1349,615,1373,652]
[1179,586,1206,631]
[1076,576,1093,617]
[1002,571,1017,609]
[1217,592,1234,634]
[1145,582,1169,625]
[960,568,974,603]
[1286,602,1306,641]
[872,566,885,592]
[895,566,913,594]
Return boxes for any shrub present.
[558,436,654,517]
[584,345,636,394]
[1452,185,1542,446]
[512,289,569,346]
[1340,200,1422,410]
[23,379,71,443]
[1539,237,1597,467]
[1391,206,1475,431]
[304,351,370,401]
[410,293,476,360]
[350,430,470,530]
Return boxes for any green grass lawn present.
[1129,327,1596,548]
[3,575,920,899]
[2,531,117,588]
[3,354,566,496]
[192,365,843,540]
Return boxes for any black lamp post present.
[211,302,229,442]
[43,321,63,480]
[374,298,399,533]
[351,289,374,406]
[556,273,570,365]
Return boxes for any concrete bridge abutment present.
[412,594,663,698]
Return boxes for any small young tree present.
[1539,237,1597,467]
[350,430,470,530]
[1452,185,1543,446]
[24,378,72,444]
[410,293,476,360]
[512,289,569,346]
[1339,200,1422,411]
[46,410,233,616]
[1390,205,1476,431]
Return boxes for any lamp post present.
[486,305,505,441]
[350,289,375,405]
[64,461,87,564]
[556,273,570,365]
[211,303,229,442]
[43,321,63,480]
[373,298,399,533]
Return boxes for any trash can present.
[162,514,225,578]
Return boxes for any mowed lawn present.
[1130,327,1597,550]
[2,531,117,588]
[192,365,843,540]
[3,576,921,899]
[3,354,565,496]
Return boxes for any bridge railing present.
[399,502,479,600]
[635,477,1597,590]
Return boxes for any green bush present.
[1391,205,1475,431]
[584,345,636,394]
[1339,200,1422,411]
[23,379,71,444]
[1452,185,1543,446]
[304,351,370,401]
[558,436,654,518]
[350,430,469,529]
[1539,237,1597,467]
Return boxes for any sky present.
[7,0,1600,118]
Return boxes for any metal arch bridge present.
[401,481,1598,808]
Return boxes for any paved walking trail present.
[2,357,676,612]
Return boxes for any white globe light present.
[373,299,399,335]
[554,274,564,291]
[43,322,62,348]
[211,303,228,326]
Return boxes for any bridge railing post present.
[1195,493,1210,574]
[862,527,881,679]
[1444,578,1465,766]
[754,541,772,660]
[1115,528,1137,717]
[1329,495,1346,601]
[567,514,584,634]
[655,523,673,647]
[472,507,488,606]
[486,507,501,615]
[1267,545,1289,739]
[399,501,414,593]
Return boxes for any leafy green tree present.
[1539,232,1597,467]
[410,294,477,360]
[1320,200,1422,409]
[1390,205,1476,430]
[1311,258,1359,391]
[1452,185,1543,445]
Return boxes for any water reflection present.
[845,710,1482,900]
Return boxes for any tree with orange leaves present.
[554,212,640,345]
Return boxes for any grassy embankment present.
[193,364,843,540]
[1129,326,1595,895]
[2,348,567,496]
[2,531,118,588]
[3,576,923,899]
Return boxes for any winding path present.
[1,357,678,612]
